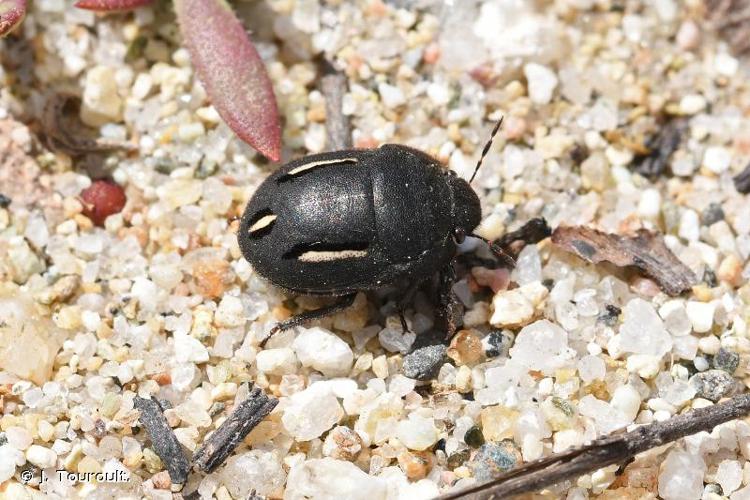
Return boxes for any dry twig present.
[41,93,136,154]
[438,393,750,500]
[319,59,352,151]
[192,385,279,473]
[133,396,191,486]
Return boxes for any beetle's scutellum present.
[238,119,512,342]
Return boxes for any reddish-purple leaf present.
[174,0,281,162]
[74,0,154,12]
[0,0,26,37]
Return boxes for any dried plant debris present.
[192,385,278,473]
[552,226,698,296]
[438,393,750,500]
[733,161,750,193]
[133,396,190,486]
[41,93,135,154]
[706,0,750,55]
[630,118,688,178]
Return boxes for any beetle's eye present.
[453,227,466,243]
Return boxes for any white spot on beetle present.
[287,157,358,176]
[297,249,368,262]
[249,214,277,233]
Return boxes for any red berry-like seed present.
[80,180,127,227]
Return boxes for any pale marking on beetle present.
[297,249,368,262]
[249,214,278,233]
[287,157,358,176]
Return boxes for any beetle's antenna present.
[469,116,504,184]
[471,233,516,268]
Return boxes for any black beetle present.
[238,120,513,341]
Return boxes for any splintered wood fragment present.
[438,393,750,500]
[192,385,278,473]
[552,226,697,296]
[320,60,352,151]
[41,94,135,154]
[133,396,190,485]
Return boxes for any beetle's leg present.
[396,281,422,333]
[261,294,357,347]
[436,265,463,340]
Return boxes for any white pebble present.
[5,427,32,450]
[697,335,721,355]
[610,385,641,421]
[626,354,662,379]
[658,450,705,500]
[174,332,209,363]
[26,445,57,468]
[81,65,123,126]
[378,82,406,108]
[686,301,716,333]
[679,210,700,242]
[293,327,353,377]
[524,63,558,105]
[490,282,548,328]
[654,0,677,21]
[577,355,606,383]
[388,375,416,398]
[619,298,673,358]
[131,278,159,313]
[637,188,661,218]
[131,73,153,100]
[256,348,298,375]
[510,320,572,375]
[214,296,245,328]
[676,21,700,50]
[396,414,439,451]
[703,146,731,174]
[679,94,706,115]
[694,356,710,371]
[715,52,739,77]
[716,459,742,494]
[0,445,23,482]
[282,384,343,441]
[178,122,205,142]
[286,458,387,499]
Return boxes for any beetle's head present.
[447,173,481,242]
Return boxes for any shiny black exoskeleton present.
[238,123,511,339]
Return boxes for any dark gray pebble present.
[701,203,725,226]
[689,369,739,402]
[712,348,740,374]
[403,344,447,381]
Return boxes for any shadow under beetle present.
[238,119,514,343]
